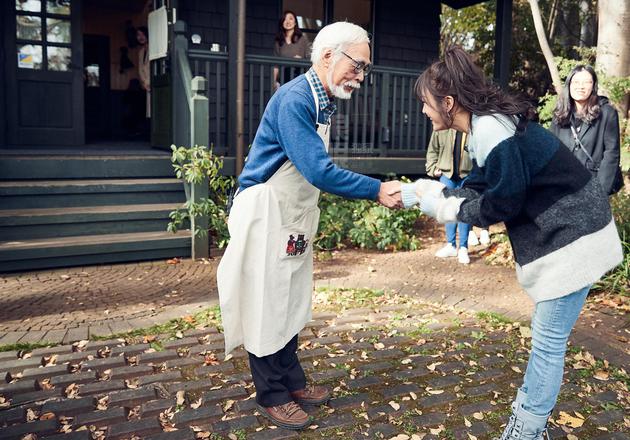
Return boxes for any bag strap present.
[570,124,598,171]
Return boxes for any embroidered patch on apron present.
[286,234,309,256]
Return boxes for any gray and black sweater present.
[444,114,621,302]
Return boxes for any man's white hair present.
[311,22,370,65]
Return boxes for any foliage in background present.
[595,191,630,296]
[315,193,421,252]
[167,145,234,248]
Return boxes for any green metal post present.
[191,76,210,259]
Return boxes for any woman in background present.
[551,65,622,195]
[273,11,310,88]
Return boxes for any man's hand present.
[377,180,403,209]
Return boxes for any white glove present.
[414,179,446,198]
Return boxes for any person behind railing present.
[273,11,311,90]
[218,21,402,431]
[550,65,623,195]
[401,45,622,440]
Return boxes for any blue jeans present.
[520,286,590,416]
[439,175,471,248]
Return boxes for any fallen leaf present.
[96,396,109,410]
[167,258,181,265]
[39,378,54,390]
[429,425,444,435]
[464,416,472,427]
[39,411,56,420]
[519,326,532,338]
[556,411,584,428]
[427,362,442,372]
[223,399,235,412]
[26,408,39,422]
[567,435,578,440]
[42,354,58,367]
[593,370,609,381]
[388,401,400,411]
[511,366,522,373]
[467,434,478,440]
[176,390,186,406]
[472,412,484,420]
[65,383,79,399]
[190,398,202,409]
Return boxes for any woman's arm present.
[597,105,621,194]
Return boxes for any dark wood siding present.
[178,0,441,66]
[0,1,7,147]
[373,0,441,71]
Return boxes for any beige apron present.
[217,78,330,357]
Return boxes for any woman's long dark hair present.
[552,65,600,127]
[275,11,303,46]
[415,45,535,128]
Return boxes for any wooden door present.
[5,0,84,146]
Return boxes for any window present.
[15,0,72,70]
[282,0,324,33]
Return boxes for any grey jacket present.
[550,97,620,195]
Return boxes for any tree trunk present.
[528,0,563,94]
[579,0,597,47]
[596,0,630,116]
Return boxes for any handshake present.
[376,180,404,209]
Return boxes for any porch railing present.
[173,22,210,259]
[187,49,431,158]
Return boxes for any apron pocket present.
[278,207,320,261]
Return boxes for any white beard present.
[326,66,361,100]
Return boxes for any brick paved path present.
[0,294,628,439]
[1,244,627,367]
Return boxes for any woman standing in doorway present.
[401,46,622,439]
[551,65,623,195]
[273,11,310,88]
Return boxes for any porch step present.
[0,178,185,209]
[0,203,184,241]
[0,155,174,179]
[0,231,191,272]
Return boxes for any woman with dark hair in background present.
[273,11,310,89]
[551,65,623,195]
[401,46,622,439]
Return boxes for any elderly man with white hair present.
[217,21,401,429]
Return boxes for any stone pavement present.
[0,290,628,439]
[1,243,627,367]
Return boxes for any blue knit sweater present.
[238,75,381,200]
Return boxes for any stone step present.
[0,178,185,209]
[0,230,191,272]
[0,203,184,240]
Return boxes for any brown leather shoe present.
[257,401,311,430]
[290,384,331,405]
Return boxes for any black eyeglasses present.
[341,51,372,76]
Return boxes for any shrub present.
[315,193,421,252]
[167,145,234,249]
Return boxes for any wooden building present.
[0,0,513,271]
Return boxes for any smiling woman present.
[551,65,623,195]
